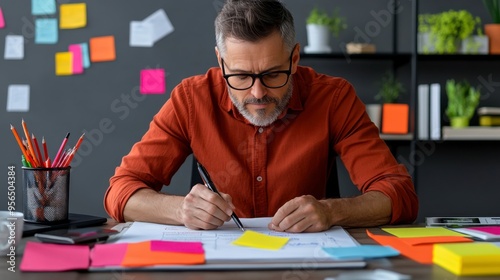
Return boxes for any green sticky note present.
[382,227,467,238]
[232,230,289,250]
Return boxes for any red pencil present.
[51,133,70,168]
[42,136,49,162]
[32,134,43,167]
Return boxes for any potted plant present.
[445,79,481,128]
[304,7,347,54]
[483,0,500,53]
[461,17,489,54]
[418,10,480,54]
[373,72,408,134]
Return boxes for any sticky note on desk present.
[382,227,467,238]
[232,230,289,250]
[323,245,399,260]
[20,241,90,271]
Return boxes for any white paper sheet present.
[129,21,154,47]
[142,9,174,44]
[4,35,24,60]
[6,84,30,112]
[113,217,359,262]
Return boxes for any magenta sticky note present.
[469,226,500,235]
[0,7,5,28]
[140,69,165,94]
[150,240,205,254]
[90,243,128,267]
[69,44,84,74]
[20,241,90,271]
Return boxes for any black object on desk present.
[23,213,108,237]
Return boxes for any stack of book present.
[478,107,500,126]
[433,242,500,276]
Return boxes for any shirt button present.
[258,127,264,133]
[256,176,263,182]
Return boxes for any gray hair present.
[215,0,296,57]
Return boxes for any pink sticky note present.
[20,241,90,271]
[469,226,500,235]
[90,243,128,267]
[0,7,5,28]
[140,69,165,94]
[69,44,84,74]
[151,240,205,254]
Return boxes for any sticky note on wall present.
[4,35,24,60]
[0,7,5,28]
[35,18,58,44]
[69,44,84,74]
[60,3,87,29]
[89,36,116,62]
[140,69,165,94]
[32,0,56,15]
[7,85,30,112]
[55,52,73,76]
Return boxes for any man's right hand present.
[178,184,235,230]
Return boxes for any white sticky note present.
[142,9,174,44]
[7,85,30,112]
[4,35,24,60]
[129,21,154,47]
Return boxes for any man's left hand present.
[268,195,331,233]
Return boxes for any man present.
[105,0,418,233]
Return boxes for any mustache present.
[244,96,279,105]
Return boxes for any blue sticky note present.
[322,245,399,260]
[32,0,56,15]
[79,43,91,68]
[35,18,58,44]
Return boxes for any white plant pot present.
[365,104,382,130]
[418,33,435,54]
[305,24,332,54]
[460,35,489,54]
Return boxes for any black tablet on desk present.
[23,213,108,237]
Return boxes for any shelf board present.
[300,52,412,61]
[442,126,500,140]
[418,54,500,61]
[380,133,413,141]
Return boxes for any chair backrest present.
[190,158,340,199]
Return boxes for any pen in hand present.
[197,162,245,232]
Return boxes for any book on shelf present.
[429,83,441,140]
[417,84,429,140]
[479,116,500,126]
[478,107,500,116]
[433,242,500,276]
[450,226,500,241]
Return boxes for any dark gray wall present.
[1,0,499,223]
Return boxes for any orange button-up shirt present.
[105,66,418,223]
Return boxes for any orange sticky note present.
[89,36,116,62]
[121,241,205,267]
[55,52,73,76]
[60,3,86,29]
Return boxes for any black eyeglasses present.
[221,48,294,91]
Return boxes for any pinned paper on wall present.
[89,36,116,62]
[0,7,5,28]
[142,9,174,44]
[31,0,56,15]
[60,3,86,29]
[69,44,84,74]
[140,69,165,94]
[55,52,73,76]
[35,18,58,44]
[79,42,91,68]
[129,21,154,47]
[6,85,30,112]
[4,35,24,60]
[231,230,290,250]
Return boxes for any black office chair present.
[190,157,340,199]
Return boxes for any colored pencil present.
[51,133,70,167]
[21,119,40,167]
[32,134,44,167]
[42,136,49,162]
[10,124,34,167]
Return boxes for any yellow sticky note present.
[232,230,289,250]
[60,3,86,29]
[55,52,73,76]
[382,227,467,238]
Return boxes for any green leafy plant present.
[419,10,481,54]
[307,7,347,37]
[445,79,481,123]
[374,72,405,104]
[483,0,500,23]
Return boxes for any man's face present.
[216,32,299,127]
